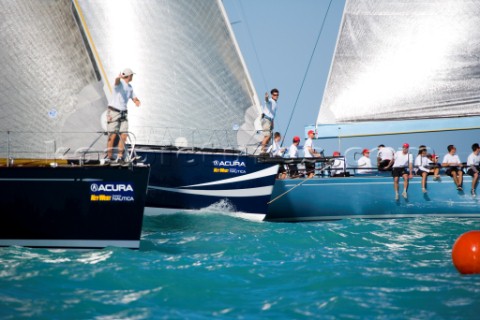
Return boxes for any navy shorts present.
[392,167,408,177]
[445,166,462,177]
[467,167,480,176]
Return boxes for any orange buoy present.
[452,230,480,274]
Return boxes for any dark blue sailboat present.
[0,0,150,249]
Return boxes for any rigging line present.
[236,0,269,92]
[281,0,334,147]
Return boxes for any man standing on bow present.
[106,68,141,163]
[260,88,279,153]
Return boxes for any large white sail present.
[317,0,480,124]
[0,0,107,158]
[75,0,261,149]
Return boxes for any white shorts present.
[261,118,272,137]
[107,109,128,134]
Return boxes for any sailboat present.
[73,0,279,216]
[0,0,150,249]
[265,0,480,221]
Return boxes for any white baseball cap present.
[122,68,135,77]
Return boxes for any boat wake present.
[200,199,266,222]
[143,199,265,222]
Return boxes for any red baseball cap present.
[403,143,409,148]
[308,130,315,135]
[293,136,300,142]
[362,148,370,154]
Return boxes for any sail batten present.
[317,0,480,125]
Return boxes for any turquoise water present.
[1,211,479,319]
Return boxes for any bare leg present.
[451,171,459,186]
[458,170,463,187]
[402,173,409,197]
[394,176,399,198]
[421,172,427,192]
[107,133,117,159]
[117,133,128,159]
[472,172,479,191]
[261,135,271,152]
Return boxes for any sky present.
[223,0,346,146]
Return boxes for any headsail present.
[74,0,261,149]
[0,0,107,159]
[317,0,480,125]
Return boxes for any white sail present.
[74,0,261,149]
[317,0,480,124]
[0,0,107,158]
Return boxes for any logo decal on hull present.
[212,160,247,174]
[90,182,135,202]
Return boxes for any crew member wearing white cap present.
[106,68,141,162]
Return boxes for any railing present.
[132,126,265,154]
[0,130,140,167]
[259,156,463,179]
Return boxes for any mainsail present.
[74,0,261,149]
[317,0,480,125]
[0,0,107,159]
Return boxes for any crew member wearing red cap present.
[331,151,347,177]
[388,143,413,200]
[106,68,141,163]
[287,136,301,178]
[304,130,322,178]
[357,148,373,174]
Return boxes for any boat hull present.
[266,174,480,221]
[135,147,278,214]
[0,165,150,249]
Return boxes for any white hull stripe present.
[182,165,279,188]
[149,185,274,197]
[267,213,480,221]
[0,239,140,248]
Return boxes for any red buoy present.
[452,230,480,274]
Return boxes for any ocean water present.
[1,208,480,319]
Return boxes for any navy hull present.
[266,174,480,221]
[0,164,150,249]
[135,146,279,214]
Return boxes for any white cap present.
[122,68,135,77]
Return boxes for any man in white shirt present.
[267,132,287,179]
[331,151,347,177]
[287,136,300,178]
[303,130,322,178]
[466,143,479,196]
[261,88,279,153]
[377,144,394,171]
[106,68,141,163]
[414,145,439,193]
[357,149,373,174]
[442,144,463,191]
[388,143,413,200]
